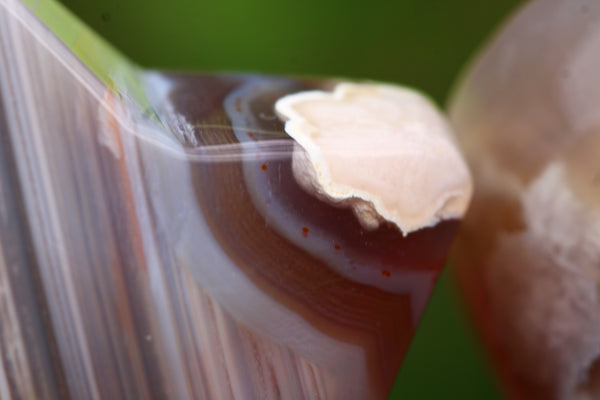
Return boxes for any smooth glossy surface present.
[0,1,459,399]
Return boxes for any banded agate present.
[0,0,462,399]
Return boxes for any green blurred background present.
[52,1,524,398]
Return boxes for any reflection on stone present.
[0,1,460,399]
[449,1,600,399]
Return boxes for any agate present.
[0,0,466,399]
[449,1,600,399]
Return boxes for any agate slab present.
[0,0,463,399]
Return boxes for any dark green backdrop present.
[55,1,524,398]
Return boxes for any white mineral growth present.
[275,83,473,235]
[223,79,435,311]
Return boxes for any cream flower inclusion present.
[275,83,473,235]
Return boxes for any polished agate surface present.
[450,1,600,399]
[0,1,459,399]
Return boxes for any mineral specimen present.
[0,0,471,399]
[450,1,600,399]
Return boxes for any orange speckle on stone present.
[261,164,268,171]
[381,270,391,278]
[302,226,309,237]
[334,244,341,250]
[247,132,254,138]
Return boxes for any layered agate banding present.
[147,74,462,399]
[0,1,464,399]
